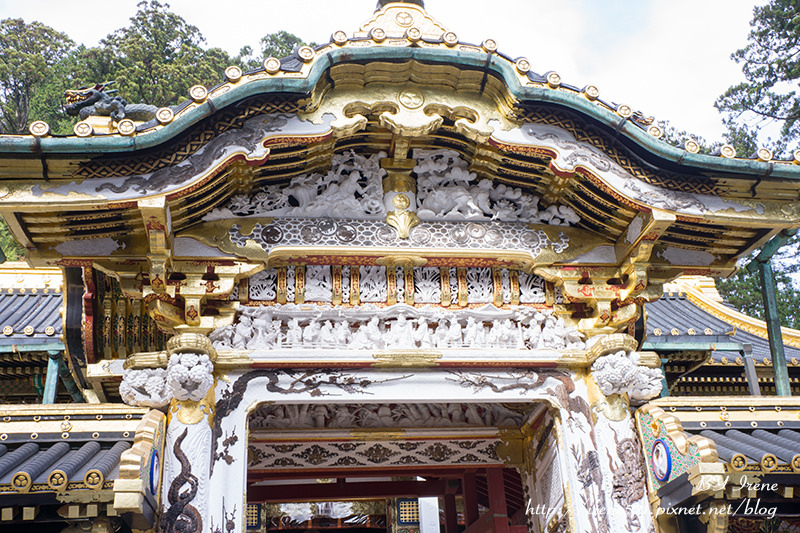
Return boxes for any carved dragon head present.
[63,82,112,116]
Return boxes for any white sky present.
[0,0,764,144]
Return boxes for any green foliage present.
[96,0,234,107]
[717,266,800,329]
[716,0,800,152]
[0,218,24,261]
[235,31,318,72]
[0,18,74,134]
[260,30,316,60]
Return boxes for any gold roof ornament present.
[356,1,448,41]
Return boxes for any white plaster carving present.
[341,265,351,304]
[519,271,546,304]
[210,303,585,351]
[250,402,524,430]
[413,149,580,225]
[494,122,760,219]
[501,269,511,304]
[466,267,493,303]
[449,267,458,305]
[304,265,332,302]
[395,267,405,303]
[37,114,316,200]
[249,268,277,301]
[359,266,387,302]
[167,352,215,402]
[591,350,663,402]
[414,267,441,303]
[205,151,387,221]
[119,368,169,408]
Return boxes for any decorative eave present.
[637,397,800,519]
[0,406,164,529]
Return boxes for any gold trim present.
[385,210,420,238]
[584,333,638,363]
[371,350,443,367]
[114,410,165,514]
[673,277,800,348]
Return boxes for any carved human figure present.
[446,318,462,347]
[286,318,303,346]
[319,321,335,346]
[386,316,410,348]
[434,319,449,348]
[333,321,350,346]
[365,317,384,349]
[414,317,433,348]
[303,320,321,346]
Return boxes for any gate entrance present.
[245,402,557,533]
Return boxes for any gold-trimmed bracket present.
[113,410,166,515]
[615,209,675,264]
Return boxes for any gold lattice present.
[246,503,260,528]
[397,499,420,524]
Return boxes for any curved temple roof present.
[0,2,798,283]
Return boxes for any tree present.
[96,1,234,107]
[715,0,800,153]
[235,31,318,71]
[260,30,315,60]
[0,18,74,134]
[718,266,800,329]
[713,0,800,328]
[0,219,24,261]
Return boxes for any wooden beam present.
[248,479,454,503]
[615,209,675,264]
[487,468,510,533]
[462,473,480,526]
[444,494,459,533]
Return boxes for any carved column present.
[159,334,217,533]
[584,334,661,533]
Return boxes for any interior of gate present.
[244,401,566,533]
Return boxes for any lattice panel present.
[248,439,503,470]
[397,499,420,524]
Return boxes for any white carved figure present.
[414,317,433,348]
[359,266,387,302]
[333,321,350,346]
[303,319,320,345]
[366,317,385,347]
[413,149,580,225]
[319,321,335,345]
[119,368,169,407]
[250,402,525,430]
[209,303,584,351]
[166,352,214,402]
[249,269,277,300]
[591,350,663,402]
[519,271,546,303]
[204,151,387,221]
[341,265,351,304]
[286,318,303,345]
[304,265,332,302]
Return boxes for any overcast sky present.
[0,0,764,144]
